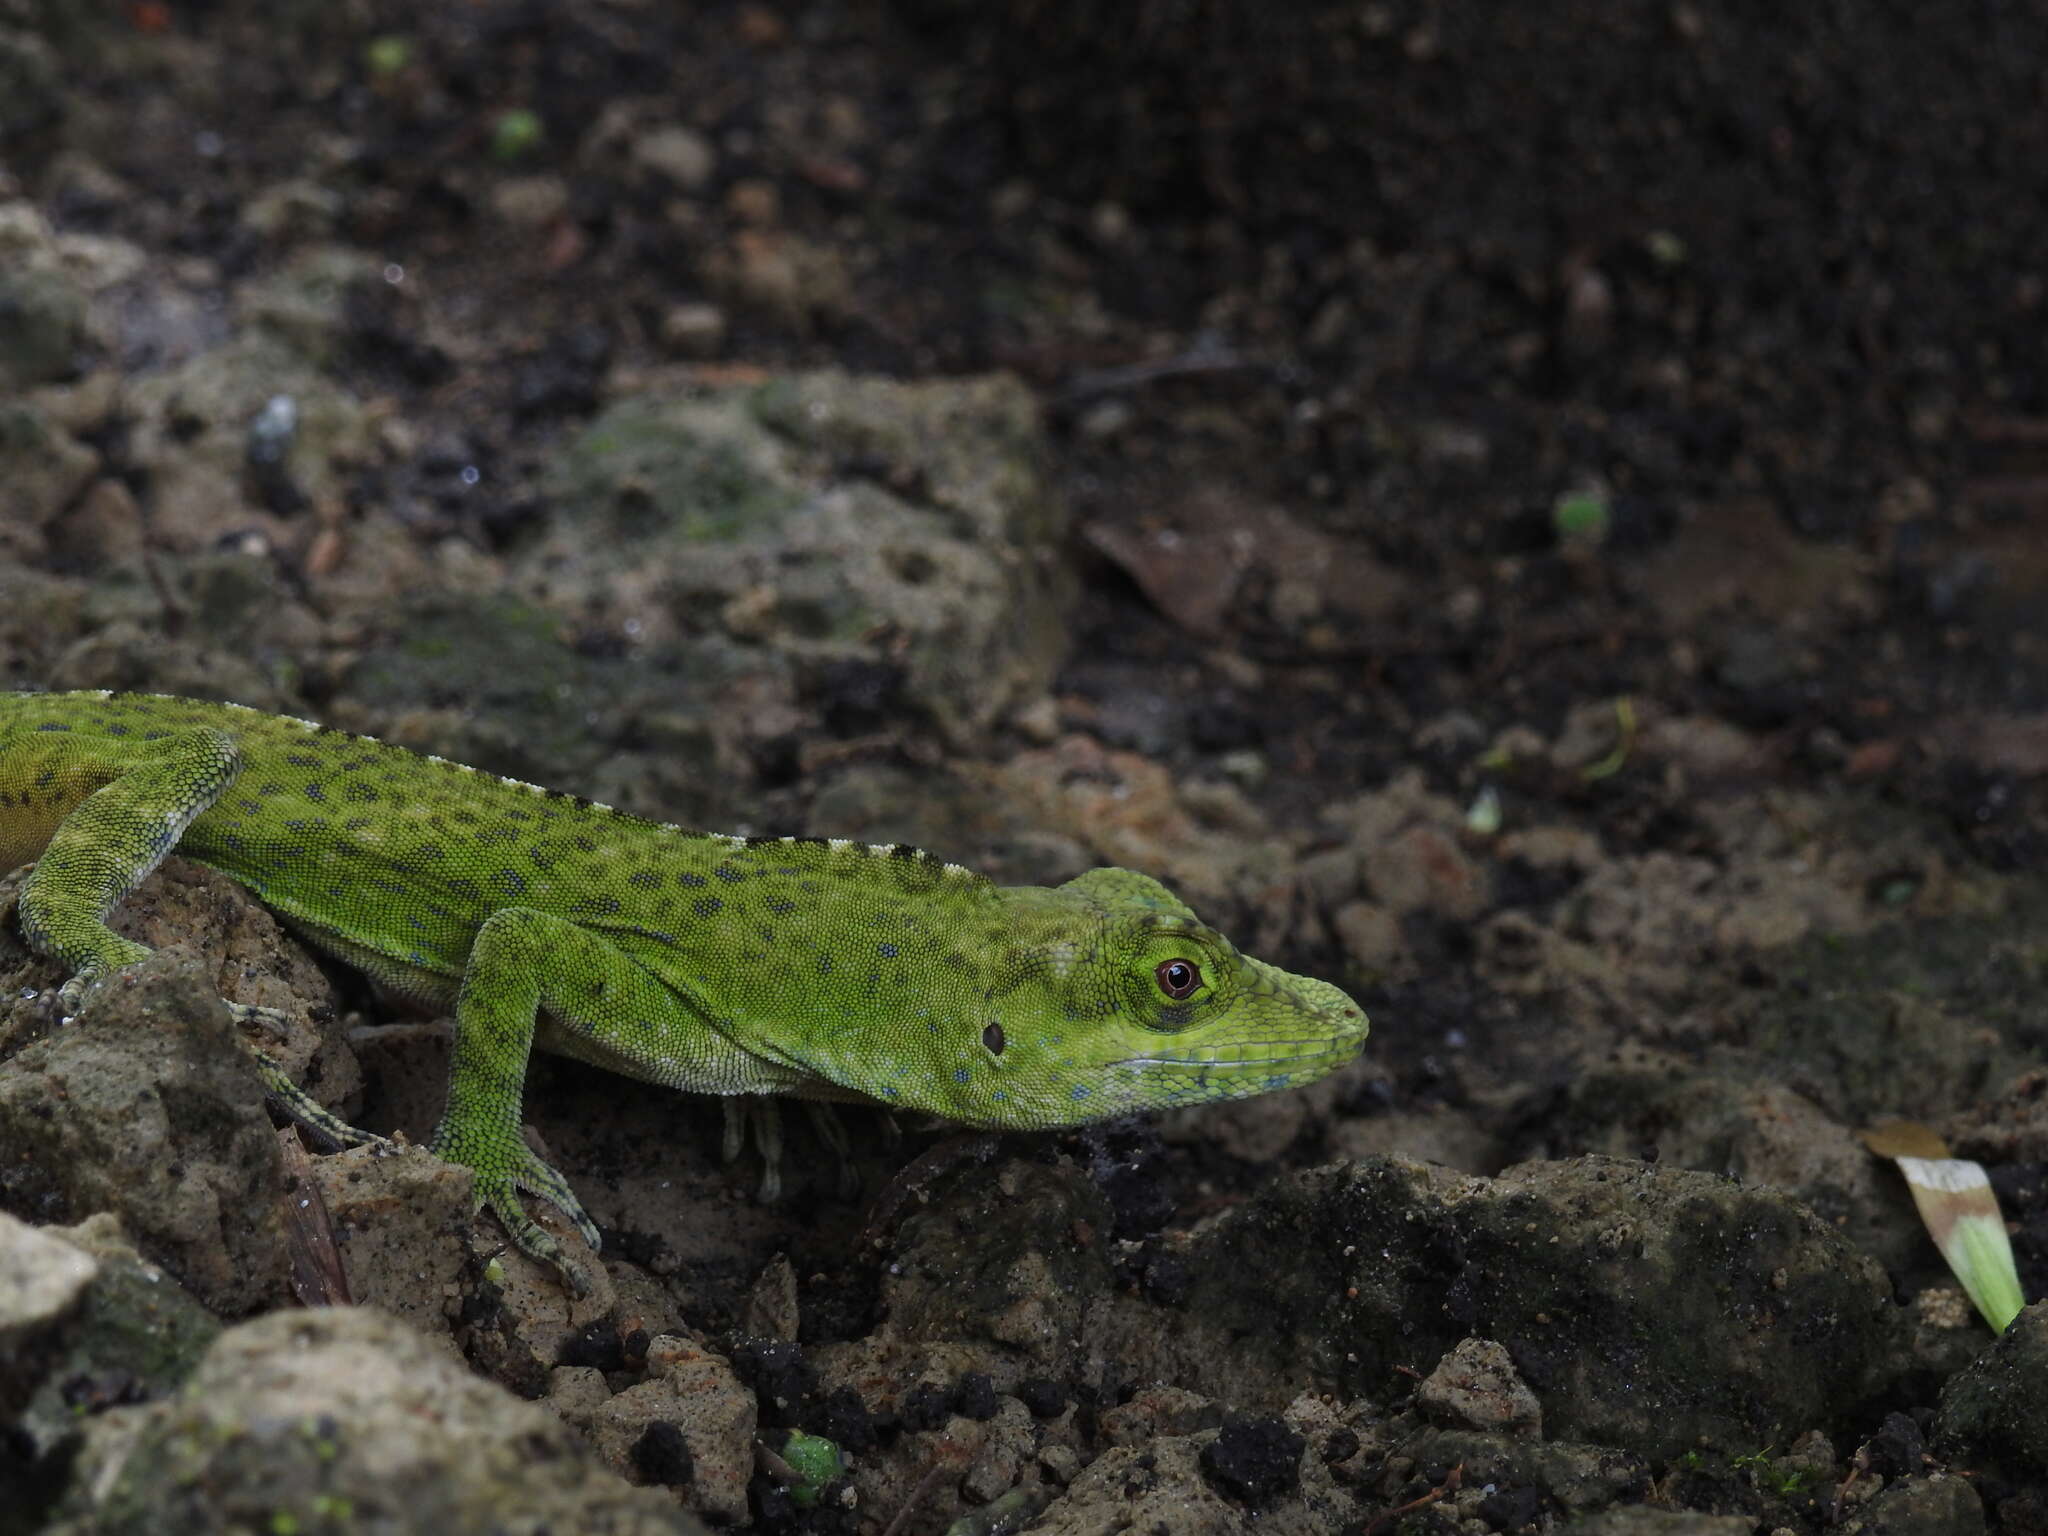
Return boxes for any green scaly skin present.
[0,691,1369,1292]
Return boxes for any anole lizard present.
[0,691,1369,1291]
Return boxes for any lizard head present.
[907,866,1369,1128]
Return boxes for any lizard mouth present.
[1111,1041,1361,1070]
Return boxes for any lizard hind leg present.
[719,1098,861,1201]
[722,1097,786,1202]
[805,1102,862,1200]
[229,1001,391,1151]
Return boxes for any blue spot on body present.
[693,896,724,917]
[992,1090,1007,1102]
[494,867,527,896]
[953,1067,970,1084]
[883,1086,900,1098]
[1070,1085,1090,1101]
[1264,1074,1290,1089]
[679,872,707,887]
[877,942,898,958]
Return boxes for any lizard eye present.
[1155,959,1201,999]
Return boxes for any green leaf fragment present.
[1896,1154,2027,1334]
[1553,493,1610,544]
[363,35,411,76]
[491,110,545,162]
[780,1430,845,1507]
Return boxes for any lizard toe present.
[434,1119,603,1284]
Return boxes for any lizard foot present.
[432,1119,601,1297]
[51,943,148,1019]
[723,1096,787,1202]
[721,1097,863,1202]
[230,1004,394,1153]
[805,1102,862,1201]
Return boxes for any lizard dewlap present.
[0,690,1369,1289]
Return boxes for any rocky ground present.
[0,1,2045,1533]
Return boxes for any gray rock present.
[1839,1473,1985,1536]
[632,124,717,190]
[1563,1509,1758,1536]
[1082,1155,1905,1462]
[234,244,383,363]
[48,1307,708,1535]
[1934,1300,2048,1478]
[122,330,372,551]
[1542,1049,1927,1281]
[1034,1428,1352,1536]
[1416,1336,1542,1436]
[1406,1427,1650,1517]
[0,26,64,146]
[0,265,87,388]
[0,403,98,557]
[0,1212,97,1420]
[532,371,1070,748]
[9,1214,220,1458]
[875,1158,1115,1377]
[555,1334,757,1524]
[0,955,293,1315]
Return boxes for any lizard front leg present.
[437,905,786,1294]
[5,723,241,1002]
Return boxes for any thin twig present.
[1364,1461,1463,1536]
[880,1461,949,1536]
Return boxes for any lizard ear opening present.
[982,1020,1006,1055]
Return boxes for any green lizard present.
[0,690,1369,1292]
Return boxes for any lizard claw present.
[433,1119,602,1294]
